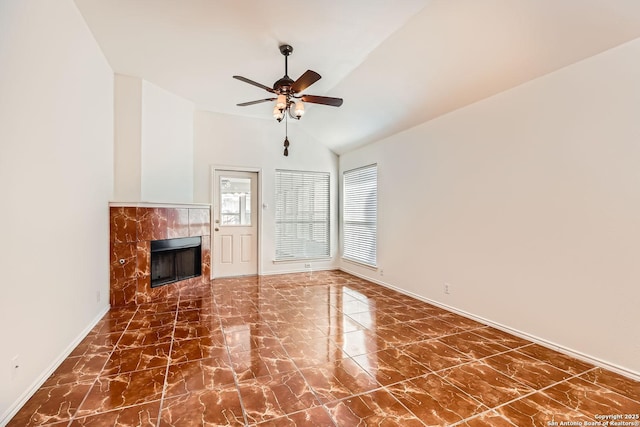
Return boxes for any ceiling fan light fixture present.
[294,101,305,118]
[273,106,283,121]
[276,95,287,110]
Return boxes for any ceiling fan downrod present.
[273,45,294,94]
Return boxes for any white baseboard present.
[1,305,110,426]
[211,267,339,280]
[340,267,640,382]
[258,266,338,277]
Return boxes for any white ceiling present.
[74,0,640,154]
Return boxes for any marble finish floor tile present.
[160,389,245,426]
[69,331,122,357]
[68,401,161,426]
[169,336,227,363]
[518,343,594,375]
[228,346,296,381]
[300,358,380,403]
[76,368,167,416]
[387,374,488,425]
[42,354,110,387]
[407,316,463,339]
[117,325,174,348]
[237,371,321,424]
[399,339,471,372]
[541,376,640,417]
[9,271,640,426]
[324,389,425,426]
[347,311,398,329]
[165,357,236,397]
[579,367,640,402]
[440,313,486,331]
[175,308,219,325]
[223,325,281,353]
[172,323,222,342]
[7,382,93,426]
[482,350,573,389]
[459,410,516,426]
[101,343,171,375]
[127,312,176,330]
[254,407,335,426]
[439,362,534,408]
[496,392,587,427]
[438,331,511,359]
[470,326,532,349]
[381,305,433,323]
[353,347,431,386]
[331,328,388,358]
[283,336,349,369]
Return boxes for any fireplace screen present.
[150,237,202,288]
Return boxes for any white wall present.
[340,39,640,375]
[113,76,195,204]
[141,81,194,203]
[114,74,142,201]
[0,0,114,422]
[194,111,339,274]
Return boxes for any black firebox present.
[150,237,202,288]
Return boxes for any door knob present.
[214,227,219,232]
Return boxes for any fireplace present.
[110,204,211,306]
[150,236,202,288]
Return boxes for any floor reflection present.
[9,270,639,427]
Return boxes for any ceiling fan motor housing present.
[273,76,294,93]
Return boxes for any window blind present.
[343,164,377,267]
[275,170,330,260]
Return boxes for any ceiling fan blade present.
[300,95,343,107]
[233,75,275,93]
[237,98,276,107]
[291,70,321,93]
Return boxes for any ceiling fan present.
[233,44,343,123]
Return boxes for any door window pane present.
[220,177,252,225]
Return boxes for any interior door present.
[213,170,258,278]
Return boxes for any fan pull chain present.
[283,114,289,156]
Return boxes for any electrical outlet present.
[304,263,311,268]
[380,268,384,276]
[11,355,20,380]
[96,290,101,303]
[444,282,451,295]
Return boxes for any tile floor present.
[8,271,640,426]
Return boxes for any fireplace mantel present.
[109,201,211,209]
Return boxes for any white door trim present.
[210,165,262,279]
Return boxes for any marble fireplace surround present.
[109,203,211,307]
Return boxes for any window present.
[275,170,330,260]
[343,164,377,267]
[220,177,252,225]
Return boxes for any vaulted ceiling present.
[75,0,640,154]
